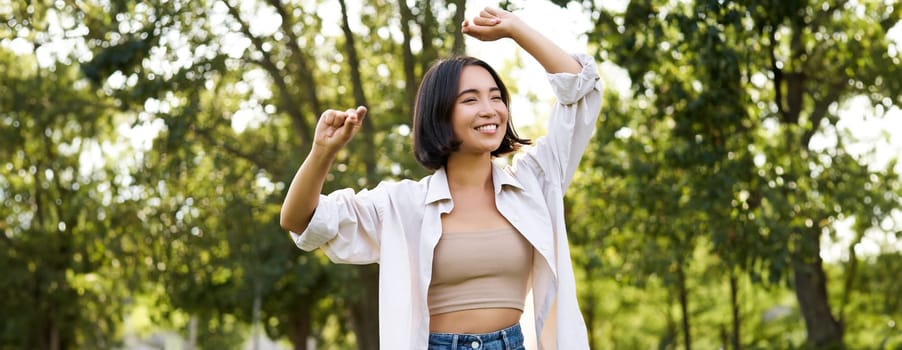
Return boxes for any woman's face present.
[450,65,509,156]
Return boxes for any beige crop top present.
[427,227,534,315]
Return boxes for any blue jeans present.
[428,323,525,350]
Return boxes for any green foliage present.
[833,253,902,348]
[0,35,139,348]
[4,0,901,348]
[569,0,902,347]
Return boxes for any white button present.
[471,340,479,348]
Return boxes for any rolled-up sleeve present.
[290,186,385,264]
[517,53,604,191]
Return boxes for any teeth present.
[476,124,497,132]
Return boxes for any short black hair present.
[412,56,531,170]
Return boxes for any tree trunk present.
[676,263,692,350]
[288,302,312,350]
[418,0,438,69]
[49,317,60,350]
[729,271,741,350]
[337,3,380,348]
[349,264,380,350]
[449,0,466,55]
[791,232,844,349]
[839,234,861,325]
[398,0,417,113]
[337,0,375,186]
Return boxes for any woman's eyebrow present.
[457,87,501,98]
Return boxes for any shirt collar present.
[425,162,524,205]
[425,167,452,204]
[491,161,524,193]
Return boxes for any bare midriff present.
[429,308,522,333]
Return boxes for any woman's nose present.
[477,101,495,117]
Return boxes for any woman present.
[280,7,602,349]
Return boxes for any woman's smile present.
[475,124,499,133]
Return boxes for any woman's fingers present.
[318,110,335,137]
[321,109,335,126]
[471,15,499,27]
[463,7,514,40]
[335,106,367,140]
[316,106,367,148]
[483,7,504,16]
[356,105,368,118]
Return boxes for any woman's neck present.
[445,153,493,190]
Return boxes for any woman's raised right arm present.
[280,106,367,233]
[462,7,581,75]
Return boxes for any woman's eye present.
[462,98,476,103]
[491,96,503,101]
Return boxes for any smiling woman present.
[280,6,603,349]
[412,56,530,170]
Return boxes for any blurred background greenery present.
[1,0,901,349]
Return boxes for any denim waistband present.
[428,323,524,350]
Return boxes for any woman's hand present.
[282,106,366,234]
[464,7,580,74]
[313,106,367,155]
[461,7,525,42]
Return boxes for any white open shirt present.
[291,53,603,349]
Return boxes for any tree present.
[0,16,145,348]
[571,0,902,348]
